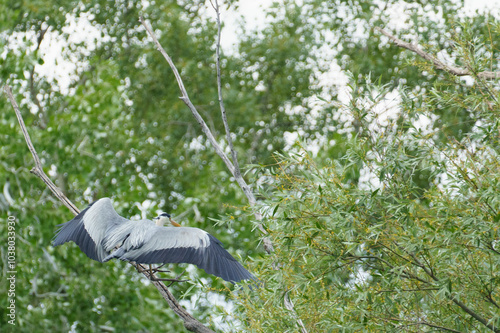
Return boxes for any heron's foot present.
[136,264,170,275]
[146,268,189,285]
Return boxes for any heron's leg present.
[135,263,170,278]
[150,276,188,283]
[148,264,168,280]
[141,263,170,274]
[135,263,146,273]
[136,264,156,279]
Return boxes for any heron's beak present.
[169,218,181,227]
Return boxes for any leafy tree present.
[238,19,500,332]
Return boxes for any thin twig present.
[168,268,188,287]
[375,27,500,80]
[28,26,49,129]
[378,316,464,333]
[4,85,214,333]
[210,0,242,179]
[284,290,308,333]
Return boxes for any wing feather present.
[52,198,128,262]
[114,226,254,282]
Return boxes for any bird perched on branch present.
[52,198,254,283]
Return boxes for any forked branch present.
[139,16,273,253]
[209,2,302,329]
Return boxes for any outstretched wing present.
[109,226,254,283]
[52,198,129,262]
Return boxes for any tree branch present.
[139,16,273,253]
[380,316,464,333]
[139,14,283,331]
[139,16,236,176]
[4,85,79,215]
[4,85,214,333]
[210,0,242,180]
[404,248,500,332]
[375,27,500,80]
[284,290,308,333]
[137,264,215,333]
[28,25,49,129]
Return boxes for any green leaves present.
[237,19,500,330]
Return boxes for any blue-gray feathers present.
[52,201,104,262]
[52,198,254,283]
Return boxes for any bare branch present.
[137,264,215,333]
[4,85,215,333]
[375,27,500,80]
[4,85,79,215]
[379,316,465,333]
[139,16,273,253]
[284,290,308,333]
[139,16,235,176]
[211,0,242,179]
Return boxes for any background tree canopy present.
[1,0,499,332]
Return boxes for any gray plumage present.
[52,198,254,283]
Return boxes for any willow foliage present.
[240,24,500,332]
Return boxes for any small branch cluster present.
[352,241,500,332]
[375,27,500,80]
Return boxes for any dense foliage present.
[0,0,499,332]
[241,70,500,331]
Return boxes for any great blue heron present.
[52,198,254,283]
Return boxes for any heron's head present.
[153,212,181,227]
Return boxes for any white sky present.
[219,0,272,51]
[464,0,500,14]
